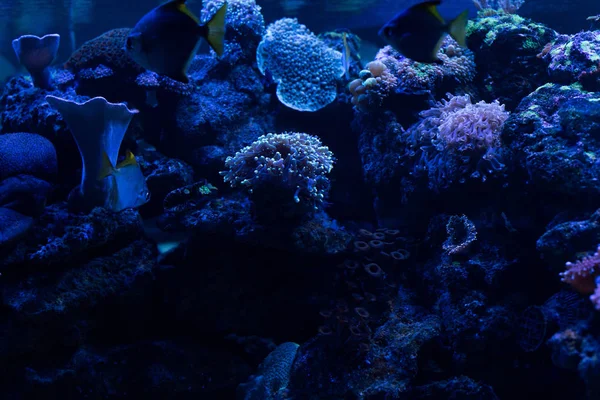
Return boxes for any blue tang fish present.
[99,150,150,212]
[126,0,227,83]
[379,0,468,63]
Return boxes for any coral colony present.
[3,0,600,398]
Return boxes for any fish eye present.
[383,27,393,37]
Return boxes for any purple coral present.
[405,94,509,190]
[257,18,344,112]
[220,132,334,211]
[426,94,507,153]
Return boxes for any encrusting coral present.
[257,18,344,112]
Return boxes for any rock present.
[0,207,33,249]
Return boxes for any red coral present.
[64,28,142,73]
[559,245,600,294]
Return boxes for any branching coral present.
[403,94,509,190]
[220,132,334,216]
[257,18,344,112]
[559,245,600,311]
[560,245,600,295]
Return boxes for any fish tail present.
[116,150,138,169]
[204,3,227,57]
[448,10,468,47]
[98,151,117,180]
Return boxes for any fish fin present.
[342,32,351,79]
[98,151,116,180]
[448,10,469,47]
[167,71,189,83]
[116,150,138,169]
[204,3,227,57]
[411,0,444,24]
[430,35,446,62]
[162,0,200,24]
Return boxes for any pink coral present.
[426,94,508,152]
[560,245,600,294]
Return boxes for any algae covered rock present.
[502,83,600,199]
[467,12,557,109]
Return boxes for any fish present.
[98,150,150,212]
[125,0,227,83]
[378,0,468,64]
[341,32,351,80]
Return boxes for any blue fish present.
[99,150,150,212]
[379,0,468,63]
[126,0,227,83]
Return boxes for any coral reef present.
[502,84,600,201]
[221,132,334,221]
[257,18,344,112]
[4,1,600,399]
[64,28,141,76]
[201,0,265,64]
[539,31,600,91]
[350,37,476,112]
[404,93,509,191]
[467,11,557,109]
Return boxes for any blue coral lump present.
[2,0,600,399]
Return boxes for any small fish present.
[379,0,468,64]
[99,150,150,212]
[341,32,352,80]
[125,0,227,83]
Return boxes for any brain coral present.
[257,18,344,112]
[0,133,57,180]
[64,28,142,74]
[220,132,334,210]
